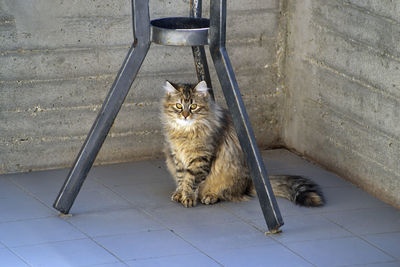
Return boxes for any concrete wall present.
[282,0,400,208]
[0,0,282,173]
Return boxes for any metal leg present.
[53,0,151,214]
[209,0,283,232]
[192,46,214,99]
[190,0,214,100]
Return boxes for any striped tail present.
[269,175,324,207]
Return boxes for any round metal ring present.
[150,17,210,46]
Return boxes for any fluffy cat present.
[161,80,324,208]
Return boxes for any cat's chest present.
[169,137,202,154]
[168,135,207,160]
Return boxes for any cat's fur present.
[161,80,324,208]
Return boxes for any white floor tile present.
[287,237,394,267]
[94,230,197,261]
[0,217,85,247]
[11,239,119,267]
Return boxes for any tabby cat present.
[161,80,324,208]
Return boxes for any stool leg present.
[190,0,214,99]
[209,0,283,232]
[192,46,214,100]
[53,43,150,214]
[53,0,150,214]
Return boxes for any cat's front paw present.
[171,191,182,202]
[201,194,219,205]
[180,195,196,208]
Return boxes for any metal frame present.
[53,0,283,232]
[209,0,283,231]
[53,0,151,214]
[190,0,214,100]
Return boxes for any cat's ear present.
[194,80,209,97]
[163,81,177,96]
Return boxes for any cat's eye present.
[176,103,183,109]
[190,104,197,110]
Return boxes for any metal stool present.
[53,0,284,232]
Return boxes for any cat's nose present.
[182,110,190,118]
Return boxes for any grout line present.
[164,230,224,267]
[2,246,32,266]
[321,213,399,260]
[73,228,168,240]
[219,203,267,233]
[218,204,321,266]
[0,45,130,57]
[303,99,400,177]
[4,178,58,215]
[0,36,268,58]
[74,237,129,266]
[1,91,277,114]
[359,230,400,236]
[0,215,56,225]
[229,7,279,16]
[5,174,134,218]
[318,206,395,215]
[300,64,400,142]
[314,0,400,26]
[60,14,131,21]
[341,0,400,26]
[273,233,358,245]
[218,186,397,265]
[123,252,222,266]
[342,259,400,267]
[0,183,126,264]
[1,129,161,145]
[5,237,88,249]
[91,177,224,266]
[315,0,400,26]
[2,101,157,114]
[45,199,131,265]
[0,73,116,85]
[0,63,272,85]
[304,56,400,102]
[311,20,400,63]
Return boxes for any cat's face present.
[162,81,211,127]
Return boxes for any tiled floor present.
[0,149,399,267]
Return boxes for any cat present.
[161,80,324,208]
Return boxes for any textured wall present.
[282,0,400,208]
[0,0,282,173]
